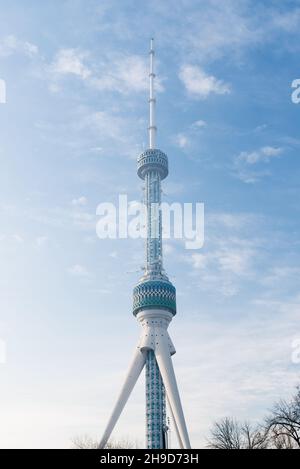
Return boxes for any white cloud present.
[173,120,207,151]
[67,264,90,277]
[0,35,38,58]
[176,1,263,62]
[218,247,253,275]
[152,1,300,66]
[192,120,207,129]
[26,204,95,232]
[208,212,257,230]
[189,245,254,278]
[91,54,163,94]
[261,146,282,157]
[190,253,207,269]
[234,169,270,185]
[238,146,283,165]
[50,49,91,80]
[109,251,118,259]
[49,49,163,96]
[82,111,127,142]
[78,109,142,158]
[184,210,300,305]
[185,212,262,296]
[89,146,103,153]
[71,211,95,231]
[234,146,284,183]
[174,133,190,148]
[72,196,88,207]
[179,65,231,99]
[260,266,300,291]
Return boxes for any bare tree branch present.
[71,435,138,449]
[266,387,300,448]
[207,418,268,449]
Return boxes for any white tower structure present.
[99,39,191,450]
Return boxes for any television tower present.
[99,39,191,450]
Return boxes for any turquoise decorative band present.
[133,280,176,316]
[137,149,168,180]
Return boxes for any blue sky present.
[0,0,300,448]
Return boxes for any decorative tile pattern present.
[133,280,177,316]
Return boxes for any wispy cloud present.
[234,146,284,183]
[90,54,164,94]
[26,204,95,232]
[260,266,300,294]
[179,65,231,99]
[48,48,163,95]
[271,8,300,33]
[192,120,207,129]
[71,196,88,207]
[76,109,143,158]
[184,212,264,297]
[174,0,264,62]
[238,146,283,165]
[176,294,300,444]
[188,243,256,296]
[0,35,38,58]
[174,133,190,149]
[50,48,91,80]
[67,264,91,278]
[173,119,207,151]
[153,1,300,65]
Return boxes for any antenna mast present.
[149,38,156,149]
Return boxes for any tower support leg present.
[167,396,184,449]
[155,335,191,449]
[98,346,146,449]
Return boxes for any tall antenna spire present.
[149,38,156,149]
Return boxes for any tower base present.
[98,309,191,450]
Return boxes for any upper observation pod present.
[137,148,169,180]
